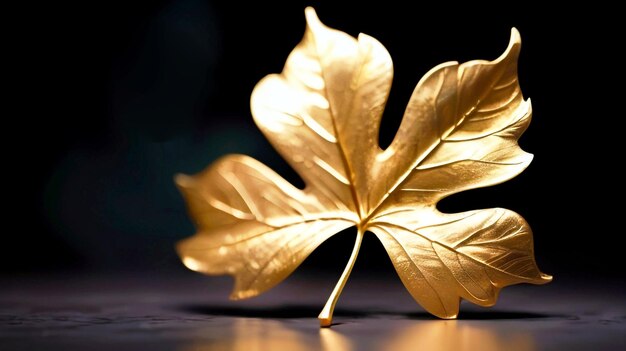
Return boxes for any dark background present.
[7,1,620,282]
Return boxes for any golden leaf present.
[176,7,551,327]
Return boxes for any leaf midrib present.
[309,29,364,221]
[362,62,513,225]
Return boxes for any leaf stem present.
[318,227,364,327]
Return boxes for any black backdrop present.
[8,1,621,282]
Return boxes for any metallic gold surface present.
[176,7,551,326]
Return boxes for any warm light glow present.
[180,319,534,351]
[383,321,535,351]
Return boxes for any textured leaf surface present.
[176,7,550,322]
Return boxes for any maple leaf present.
[175,7,551,326]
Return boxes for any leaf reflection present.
[181,318,352,351]
[320,328,353,351]
[384,320,535,351]
[181,318,533,351]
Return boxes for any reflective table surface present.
[1,273,624,350]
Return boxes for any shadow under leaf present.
[405,310,565,320]
[178,304,567,321]
[178,304,369,319]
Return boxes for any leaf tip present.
[174,173,194,189]
[510,27,522,44]
[539,273,553,284]
[523,151,534,165]
[506,27,522,57]
[228,292,242,300]
[304,6,322,29]
[179,255,203,273]
[440,313,459,320]
[229,289,257,300]
[493,27,522,65]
